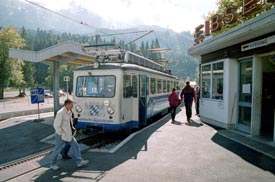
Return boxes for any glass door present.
[237,59,253,133]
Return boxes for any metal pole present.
[273,108,275,143]
[66,79,68,99]
[53,61,60,117]
[37,102,40,119]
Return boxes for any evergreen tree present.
[140,41,145,56]
[150,40,155,60]
[154,38,161,61]
[19,27,35,96]
[45,65,75,92]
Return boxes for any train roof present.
[74,63,178,79]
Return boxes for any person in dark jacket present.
[195,86,200,116]
[168,88,181,123]
[180,81,196,124]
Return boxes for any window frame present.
[201,60,224,100]
[76,75,116,98]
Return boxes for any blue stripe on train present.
[147,94,170,118]
[75,120,139,131]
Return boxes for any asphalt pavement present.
[1,106,275,182]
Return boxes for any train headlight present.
[93,62,100,69]
[75,105,83,113]
[107,107,115,115]
[103,100,110,107]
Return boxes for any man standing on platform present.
[50,99,89,170]
[195,86,200,116]
[180,81,196,124]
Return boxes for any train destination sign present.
[194,0,275,45]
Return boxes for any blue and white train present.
[73,50,179,132]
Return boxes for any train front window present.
[76,76,116,98]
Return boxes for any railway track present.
[0,131,129,174]
[0,114,167,181]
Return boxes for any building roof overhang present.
[188,8,275,57]
[9,41,96,65]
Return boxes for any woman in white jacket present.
[50,99,89,170]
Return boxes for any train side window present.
[167,81,170,92]
[175,81,179,90]
[157,79,162,94]
[123,75,132,98]
[132,75,138,98]
[146,77,149,96]
[163,80,167,93]
[140,76,146,97]
[170,81,174,91]
[150,78,156,94]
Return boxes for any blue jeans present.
[61,143,71,155]
[50,134,82,165]
[185,100,193,120]
[170,106,177,121]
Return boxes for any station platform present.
[1,105,275,182]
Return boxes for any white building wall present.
[226,59,238,128]
[200,58,238,129]
[251,55,263,136]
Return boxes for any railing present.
[124,51,166,72]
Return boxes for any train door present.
[122,75,133,124]
[139,74,147,126]
[122,74,139,128]
[131,75,139,122]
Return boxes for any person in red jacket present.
[168,88,181,123]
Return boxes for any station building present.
[188,7,275,143]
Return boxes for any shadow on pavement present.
[211,134,275,174]
[33,115,171,181]
[0,120,54,164]
[171,120,182,125]
[186,120,203,127]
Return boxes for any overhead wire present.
[24,0,111,36]
[24,0,191,49]
[24,0,154,48]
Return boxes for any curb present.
[0,107,54,120]
[217,130,275,160]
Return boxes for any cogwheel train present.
[72,49,179,132]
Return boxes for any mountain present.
[0,0,199,81]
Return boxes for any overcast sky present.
[22,0,218,32]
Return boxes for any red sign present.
[194,0,274,45]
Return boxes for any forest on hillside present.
[0,26,199,99]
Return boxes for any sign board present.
[30,87,44,104]
[64,76,70,82]
[241,35,275,51]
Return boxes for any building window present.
[212,62,224,100]
[201,64,211,98]
[201,61,224,100]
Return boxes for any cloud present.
[23,0,217,32]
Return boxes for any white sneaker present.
[77,160,89,167]
[50,164,60,170]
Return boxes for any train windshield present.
[76,75,116,98]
